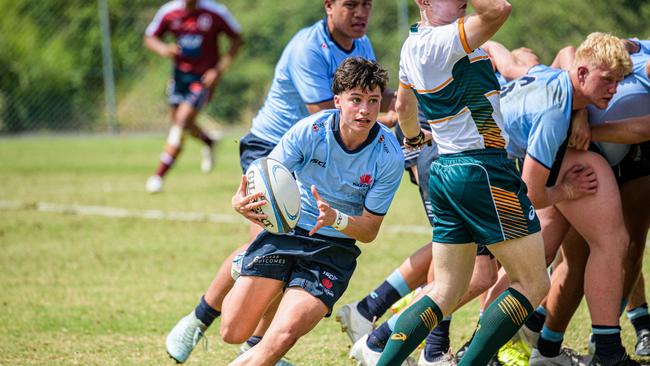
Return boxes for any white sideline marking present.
[0,200,431,235]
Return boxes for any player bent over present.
[219,57,403,366]
[375,0,550,365]
[144,0,243,193]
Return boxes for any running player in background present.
[221,56,403,366]
[144,0,243,193]
[164,1,396,364]
[375,0,551,365]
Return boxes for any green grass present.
[0,133,648,365]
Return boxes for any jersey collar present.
[322,19,356,54]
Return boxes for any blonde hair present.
[574,32,632,78]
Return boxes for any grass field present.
[0,132,648,365]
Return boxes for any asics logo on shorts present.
[528,206,536,221]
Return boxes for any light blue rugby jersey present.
[250,19,375,145]
[588,43,650,165]
[269,109,403,239]
[631,39,650,88]
[500,65,573,169]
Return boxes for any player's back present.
[500,66,573,163]
[251,20,375,145]
[630,39,650,88]
[399,21,506,155]
[588,52,650,165]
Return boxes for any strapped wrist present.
[332,209,349,231]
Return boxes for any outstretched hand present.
[560,164,598,200]
[231,175,268,226]
[309,185,337,236]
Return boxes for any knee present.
[471,265,498,294]
[220,322,251,345]
[263,329,299,352]
[523,275,550,306]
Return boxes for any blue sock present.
[357,269,411,322]
[592,325,625,364]
[194,295,220,327]
[246,335,262,347]
[423,316,452,361]
[367,321,393,352]
[537,326,564,357]
[524,305,546,332]
[627,303,650,336]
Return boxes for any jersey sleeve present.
[211,4,242,36]
[398,57,411,89]
[288,47,334,105]
[145,7,169,37]
[268,121,309,171]
[526,109,569,169]
[423,19,472,70]
[363,150,404,216]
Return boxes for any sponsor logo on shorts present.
[391,332,407,341]
[322,271,338,281]
[321,278,333,289]
[246,255,286,268]
[528,205,536,221]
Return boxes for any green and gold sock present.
[377,295,443,366]
[458,288,533,366]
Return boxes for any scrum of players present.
[149,0,650,365]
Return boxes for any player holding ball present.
[221,57,404,366]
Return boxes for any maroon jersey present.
[146,0,241,75]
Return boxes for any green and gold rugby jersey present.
[398,18,507,154]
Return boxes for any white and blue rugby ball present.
[245,157,301,234]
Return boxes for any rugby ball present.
[245,157,301,234]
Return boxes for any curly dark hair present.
[332,57,389,95]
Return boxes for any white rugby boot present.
[529,347,592,366]
[146,175,163,193]
[418,349,456,366]
[349,334,416,366]
[165,311,207,363]
[336,301,374,343]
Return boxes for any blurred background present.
[1,0,649,135]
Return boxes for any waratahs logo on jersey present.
[353,174,373,188]
[312,122,325,133]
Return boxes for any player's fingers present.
[246,212,268,220]
[245,191,265,203]
[238,175,248,194]
[309,221,324,236]
[246,199,267,210]
[311,185,323,202]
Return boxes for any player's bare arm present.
[306,100,336,115]
[482,40,533,80]
[396,85,430,146]
[144,35,179,58]
[309,186,384,243]
[591,114,650,144]
[521,156,598,209]
[463,0,512,51]
[202,33,244,89]
[569,109,592,150]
